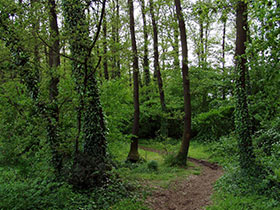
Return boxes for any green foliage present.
[207,133,280,210]
[0,165,135,210]
[100,79,133,141]
[147,160,159,171]
[109,198,150,210]
[207,193,280,210]
[192,105,234,141]
[208,135,239,164]
[254,117,280,155]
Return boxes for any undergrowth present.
[206,131,280,210]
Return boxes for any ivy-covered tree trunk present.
[235,0,255,171]
[150,0,168,138]
[174,0,192,166]
[127,0,140,162]
[47,0,62,175]
[62,0,110,189]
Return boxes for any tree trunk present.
[111,0,121,78]
[48,0,62,175]
[62,0,110,188]
[150,0,168,137]
[222,19,226,100]
[172,16,180,71]
[235,0,255,171]
[174,0,191,166]
[103,13,109,80]
[140,0,150,86]
[127,0,140,162]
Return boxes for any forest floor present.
[139,146,223,210]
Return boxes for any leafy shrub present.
[0,165,135,210]
[192,105,234,141]
[254,117,280,155]
[208,135,239,164]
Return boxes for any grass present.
[207,193,280,210]
[139,138,214,162]
[109,141,200,188]
[108,198,151,210]
[109,140,209,192]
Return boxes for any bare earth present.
[140,146,223,210]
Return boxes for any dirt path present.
[139,146,223,210]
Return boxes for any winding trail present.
[139,146,223,210]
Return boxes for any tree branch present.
[36,32,84,64]
[88,0,106,56]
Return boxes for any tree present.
[150,0,168,137]
[47,0,62,175]
[127,0,140,162]
[174,0,192,166]
[234,0,255,171]
[140,0,150,86]
[62,0,110,189]
[102,12,109,80]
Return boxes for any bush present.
[192,105,234,141]
[254,117,280,156]
[208,135,239,164]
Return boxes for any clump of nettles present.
[147,160,158,171]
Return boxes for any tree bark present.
[174,0,191,166]
[127,0,140,162]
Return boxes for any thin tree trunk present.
[173,19,180,71]
[111,0,121,78]
[150,0,168,137]
[116,0,121,76]
[140,0,150,86]
[127,0,140,162]
[199,19,203,68]
[222,19,226,100]
[103,13,109,80]
[174,0,191,166]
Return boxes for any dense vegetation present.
[0,0,279,209]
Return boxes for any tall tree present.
[127,0,140,162]
[150,0,168,137]
[174,0,192,166]
[47,0,62,174]
[62,0,110,188]
[235,0,255,171]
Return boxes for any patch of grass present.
[188,141,214,161]
[207,193,280,210]
[108,198,150,210]
[139,139,214,162]
[109,141,201,189]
